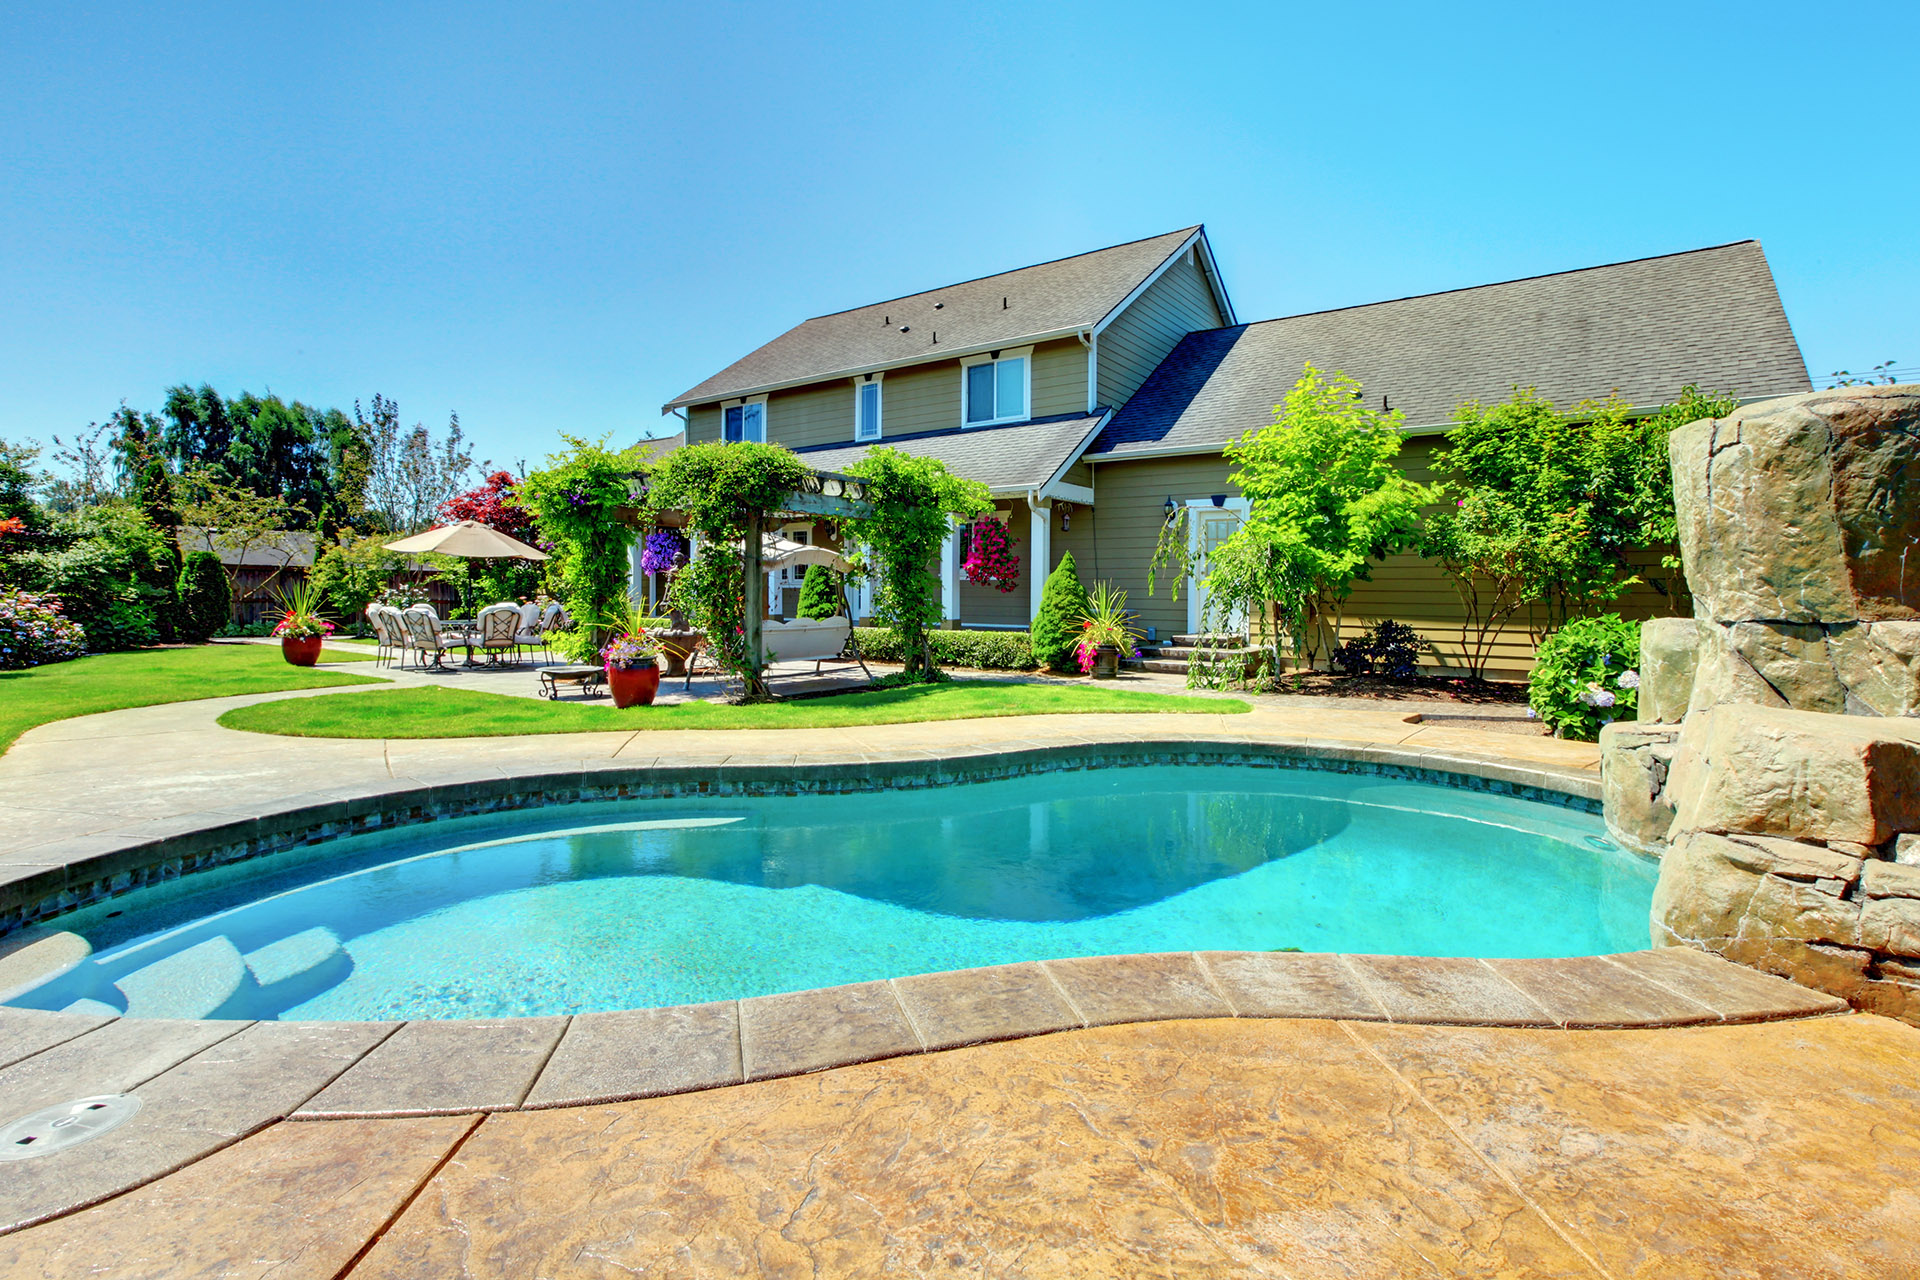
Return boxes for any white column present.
[1028,499,1051,623]
[940,518,962,626]
[628,539,644,604]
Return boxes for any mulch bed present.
[1260,673,1530,704]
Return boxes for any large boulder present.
[1599,723,1680,856]
[1665,704,1920,846]
[1670,386,1920,627]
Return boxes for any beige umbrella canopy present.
[382,520,549,560]
[383,520,549,616]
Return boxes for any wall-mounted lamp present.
[1162,495,1178,524]
[1058,502,1072,532]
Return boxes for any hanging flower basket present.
[962,517,1020,593]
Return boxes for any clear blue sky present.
[4,1,1914,473]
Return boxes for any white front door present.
[1187,497,1249,636]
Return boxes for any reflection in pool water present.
[5,765,1654,1021]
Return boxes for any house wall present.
[1069,453,1241,642]
[682,338,1089,449]
[1096,249,1225,411]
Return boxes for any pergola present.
[623,468,890,696]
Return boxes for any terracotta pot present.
[607,660,661,708]
[281,635,323,667]
[1092,645,1121,679]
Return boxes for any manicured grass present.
[217,679,1248,738]
[0,643,384,754]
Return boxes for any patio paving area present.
[2,1011,1915,1278]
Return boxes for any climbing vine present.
[838,449,989,678]
[517,435,648,661]
[645,441,811,690]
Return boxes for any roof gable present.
[667,227,1206,409]
[1091,240,1811,458]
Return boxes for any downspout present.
[1077,329,1096,414]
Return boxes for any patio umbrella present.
[383,520,549,617]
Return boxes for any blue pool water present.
[4,766,1655,1021]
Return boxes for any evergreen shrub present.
[177,551,232,642]
[1029,551,1091,671]
[852,627,1035,670]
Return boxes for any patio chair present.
[474,603,525,666]
[401,607,466,671]
[516,602,548,662]
[365,604,400,668]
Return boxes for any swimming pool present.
[3,765,1653,1021]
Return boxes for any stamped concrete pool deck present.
[3,672,1916,1275]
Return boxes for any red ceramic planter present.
[607,661,661,708]
[281,635,323,667]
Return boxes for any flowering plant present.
[0,589,87,669]
[601,631,659,669]
[1072,581,1140,673]
[962,516,1019,593]
[640,529,688,576]
[270,581,335,641]
[1526,613,1640,740]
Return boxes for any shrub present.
[1332,619,1427,680]
[1029,551,1091,672]
[1528,613,1641,740]
[9,505,172,652]
[310,532,402,631]
[852,627,1036,670]
[0,589,86,668]
[177,551,232,642]
[796,564,842,619]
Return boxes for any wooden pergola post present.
[740,508,767,698]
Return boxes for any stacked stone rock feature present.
[1624,386,1920,1025]
[1671,385,1920,717]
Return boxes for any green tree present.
[519,435,650,661]
[310,531,405,631]
[11,505,174,651]
[177,550,232,642]
[796,563,842,619]
[837,448,990,680]
[1030,551,1093,672]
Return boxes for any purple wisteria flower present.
[640,529,688,576]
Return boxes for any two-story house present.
[662,226,1809,677]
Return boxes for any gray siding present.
[1096,250,1224,411]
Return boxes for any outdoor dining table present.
[441,619,485,668]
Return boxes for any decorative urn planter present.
[607,659,661,708]
[1092,645,1122,679]
[281,635,323,667]
[655,630,703,678]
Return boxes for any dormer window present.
[723,396,767,443]
[853,375,883,442]
[961,347,1030,427]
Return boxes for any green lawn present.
[217,680,1248,738]
[0,643,384,754]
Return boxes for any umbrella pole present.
[465,559,475,618]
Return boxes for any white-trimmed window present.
[961,347,1031,427]
[853,374,883,442]
[723,395,767,443]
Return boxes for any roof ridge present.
[1210,240,1766,332]
[802,226,1203,322]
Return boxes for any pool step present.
[114,936,257,1019]
[242,928,352,1010]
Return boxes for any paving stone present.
[295,1017,567,1117]
[1341,954,1557,1026]
[0,1114,477,1279]
[0,1017,246,1123]
[1609,947,1850,1021]
[0,1019,395,1233]
[1041,952,1234,1027]
[891,962,1084,1051]
[523,1001,742,1107]
[740,980,922,1080]
[350,1019,1601,1279]
[0,1006,113,1072]
[1199,951,1389,1020]
[1488,954,1721,1028]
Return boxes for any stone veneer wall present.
[1603,386,1920,1023]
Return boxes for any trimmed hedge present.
[853,626,1037,671]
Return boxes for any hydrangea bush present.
[0,590,87,669]
[1527,612,1641,740]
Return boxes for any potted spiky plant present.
[1075,581,1140,679]
[598,596,663,708]
[271,581,335,667]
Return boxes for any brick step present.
[1125,659,1193,675]
[1170,633,1246,648]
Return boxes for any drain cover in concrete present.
[0,1095,142,1160]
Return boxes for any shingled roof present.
[667,227,1209,410]
[788,412,1106,496]
[1089,240,1810,458]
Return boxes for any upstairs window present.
[854,377,882,442]
[962,349,1029,426]
[723,397,766,443]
